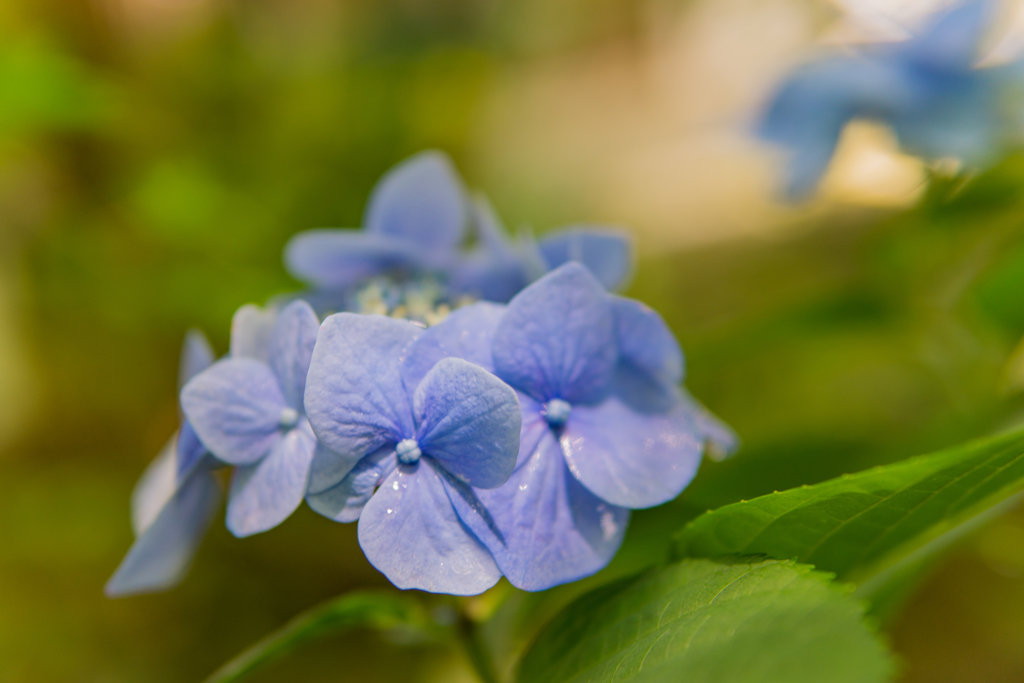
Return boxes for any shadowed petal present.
[284,230,423,290]
[757,56,914,199]
[105,470,220,597]
[449,197,532,302]
[562,397,703,508]
[305,314,421,458]
[516,394,548,470]
[678,388,740,461]
[181,358,286,466]
[538,227,633,292]
[444,433,629,591]
[414,358,520,489]
[176,420,209,479]
[230,304,277,362]
[904,0,993,71]
[226,420,318,537]
[612,296,683,388]
[131,434,179,536]
[365,150,467,253]
[401,302,505,395]
[357,460,500,595]
[306,446,397,523]
[492,263,617,405]
[268,299,320,410]
[179,329,215,392]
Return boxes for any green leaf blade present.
[205,591,440,683]
[516,558,892,683]
[675,429,1024,594]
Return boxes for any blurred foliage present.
[4,0,1024,682]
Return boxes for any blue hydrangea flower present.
[450,194,635,300]
[759,0,1018,199]
[285,150,634,305]
[302,313,521,595]
[402,263,732,590]
[181,299,321,537]
[285,151,468,291]
[105,330,222,597]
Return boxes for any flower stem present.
[456,612,499,683]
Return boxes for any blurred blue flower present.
[181,299,321,537]
[406,263,731,591]
[759,0,1019,199]
[285,151,468,291]
[450,194,634,300]
[302,313,521,595]
[105,330,222,597]
[285,150,634,305]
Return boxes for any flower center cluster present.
[279,407,300,430]
[396,438,422,465]
[352,276,473,326]
[543,399,572,428]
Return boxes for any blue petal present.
[179,329,215,392]
[757,57,913,199]
[678,388,740,461]
[181,358,286,466]
[226,419,318,537]
[538,227,633,291]
[131,434,179,536]
[268,299,320,410]
[562,396,703,508]
[612,296,683,388]
[304,313,421,458]
[903,0,993,71]
[176,420,209,479]
[307,446,397,522]
[492,263,617,405]
[284,230,423,290]
[414,357,520,489]
[449,197,532,302]
[444,432,628,591]
[105,469,220,597]
[357,459,500,595]
[401,302,505,393]
[515,394,549,470]
[230,304,277,362]
[364,151,467,254]
[892,75,998,163]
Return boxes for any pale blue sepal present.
[304,313,422,458]
[105,470,220,597]
[492,263,617,405]
[226,419,318,537]
[413,357,520,489]
[443,432,628,592]
[306,446,397,523]
[538,227,634,292]
[357,459,501,595]
[562,396,703,509]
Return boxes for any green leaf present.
[674,428,1024,602]
[204,591,444,683]
[516,558,892,683]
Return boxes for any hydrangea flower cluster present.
[759,0,1024,199]
[107,151,736,597]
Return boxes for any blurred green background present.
[3,0,1024,681]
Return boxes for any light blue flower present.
[285,151,468,291]
[284,150,635,305]
[181,299,320,537]
[759,0,1017,199]
[105,330,222,597]
[450,194,634,300]
[404,263,732,591]
[302,313,522,595]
